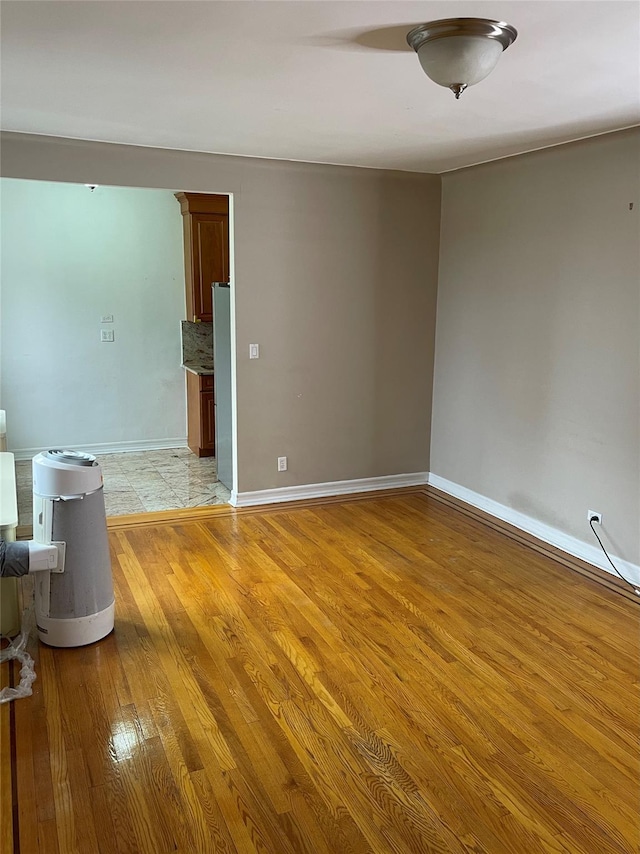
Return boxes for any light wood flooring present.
[2,490,638,853]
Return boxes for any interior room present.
[0,180,231,523]
[0,2,638,853]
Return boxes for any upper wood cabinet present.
[176,193,229,322]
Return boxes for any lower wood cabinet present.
[201,390,215,450]
[186,372,215,457]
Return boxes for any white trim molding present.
[230,472,429,508]
[428,473,640,588]
[11,438,188,461]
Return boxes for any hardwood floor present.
[2,491,638,853]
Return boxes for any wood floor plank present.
[8,492,639,853]
[87,782,121,854]
[1,656,14,854]
[14,656,39,854]
[38,645,80,854]
[37,818,61,854]
[65,747,101,854]
[188,767,242,854]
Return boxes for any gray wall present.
[432,129,640,564]
[0,133,441,492]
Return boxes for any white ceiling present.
[1,1,638,173]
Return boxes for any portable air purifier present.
[32,450,114,647]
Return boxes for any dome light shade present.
[407,18,517,99]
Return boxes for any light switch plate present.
[100,314,114,323]
[100,329,115,343]
[249,344,260,359]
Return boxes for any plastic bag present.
[0,605,36,703]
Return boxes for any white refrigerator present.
[213,282,233,490]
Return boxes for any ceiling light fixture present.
[407,18,517,99]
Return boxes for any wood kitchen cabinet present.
[186,371,215,457]
[175,192,229,322]
[177,191,228,458]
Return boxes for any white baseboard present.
[230,472,429,508]
[428,473,640,588]
[11,438,188,461]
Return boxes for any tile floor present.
[16,448,230,526]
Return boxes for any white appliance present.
[213,282,233,490]
[32,450,114,647]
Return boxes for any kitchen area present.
[177,191,233,494]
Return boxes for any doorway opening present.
[0,179,235,527]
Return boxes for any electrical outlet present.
[588,510,602,524]
[100,329,115,343]
[277,456,287,472]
